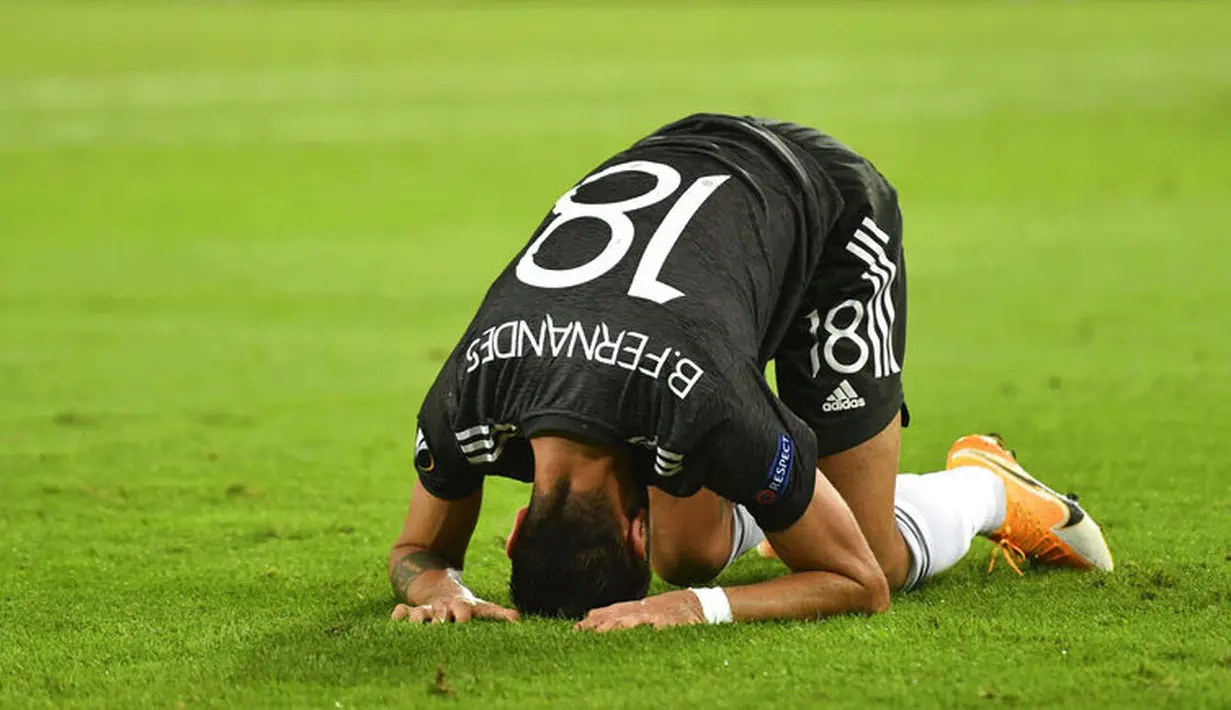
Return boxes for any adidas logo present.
[823,380,866,412]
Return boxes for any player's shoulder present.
[682,360,819,529]
[752,117,897,202]
[701,360,818,462]
[637,113,814,175]
[750,118,863,167]
[680,359,773,433]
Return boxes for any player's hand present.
[391,598,520,625]
[574,590,705,632]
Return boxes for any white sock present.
[724,504,766,569]
[893,466,1006,590]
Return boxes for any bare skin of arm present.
[724,467,890,620]
[576,467,889,631]
[388,480,519,623]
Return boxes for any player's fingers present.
[585,601,633,625]
[598,619,630,633]
[578,604,632,631]
[391,604,412,621]
[582,607,611,624]
[431,602,452,624]
[408,605,433,624]
[475,603,520,622]
[589,615,632,633]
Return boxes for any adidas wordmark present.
[823,380,866,413]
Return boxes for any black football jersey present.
[414,114,852,531]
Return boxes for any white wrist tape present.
[689,587,733,624]
[447,568,480,604]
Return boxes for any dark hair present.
[509,481,651,619]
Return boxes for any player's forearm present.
[723,569,890,622]
[388,545,460,604]
[388,481,484,604]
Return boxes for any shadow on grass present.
[225,586,763,696]
[231,549,1193,695]
[222,558,1213,702]
[231,553,796,689]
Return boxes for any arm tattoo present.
[391,550,450,600]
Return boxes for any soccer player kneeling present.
[388,114,1113,631]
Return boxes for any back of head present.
[509,480,651,619]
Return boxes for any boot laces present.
[988,538,1027,575]
[988,501,1068,574]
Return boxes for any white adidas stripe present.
[861,216,892,244]
[464,433,515,463]
[454,423,518,464]
[840,380,859,399]
[654,447,685,477]
[467,446,506,464]
[846,220,901,378]
[454,423,517,442]
[460,438,498,454]
[847,242,889,378]
[858,221,901,375]
[850,232,895,376]
[656,448,684,462]
[626,437,685,475]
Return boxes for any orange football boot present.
[948,434,1113,574]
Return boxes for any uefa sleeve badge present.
[755,433,795,505]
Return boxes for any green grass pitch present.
[1,2,1229,707]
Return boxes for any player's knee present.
[872,541,912,592]
[650,538,727,587]
[864,570,892,614]
[653,556,723,587]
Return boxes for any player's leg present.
[645,487,765,586]
[814,419,1008,590]
[770,151,936,589]
[813,413,911,589]
[945,433,1113,573]
[769,144,1108,587]
[815,435,1115,582]
[766,405,1009,591]
[769,153,1003,590]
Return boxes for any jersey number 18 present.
[515,160,730,305]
